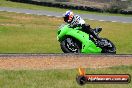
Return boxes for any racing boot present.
[91,28,104,47]
[89,28,102,43]
[93,27,102,35]
[90,27,102,40]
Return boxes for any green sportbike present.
[57,24,116,54]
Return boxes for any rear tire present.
[100,38,116,54]
[60,37,81,53]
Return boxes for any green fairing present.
[57,24,102,54]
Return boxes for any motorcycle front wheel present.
[60,37,81,53]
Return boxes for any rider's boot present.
[90,28,104,47]
[90,28,101,40]
[93,27,102,35]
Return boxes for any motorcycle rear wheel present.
[100,38,116,54]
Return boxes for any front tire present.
[60,37,81,53]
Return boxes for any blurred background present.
[10,0,131,14]
[32,0,132,11]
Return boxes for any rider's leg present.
[82,24,106,47]
[81,24,101,40]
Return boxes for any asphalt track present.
[0,7,132,23]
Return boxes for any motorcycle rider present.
[63,10,102,46]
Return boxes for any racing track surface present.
[0,7,132,23]
[0,54,132,70]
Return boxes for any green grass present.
[0,11,62,53]
[0,65,132,88]
[0,11,132,53]
[0,0,132,17]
